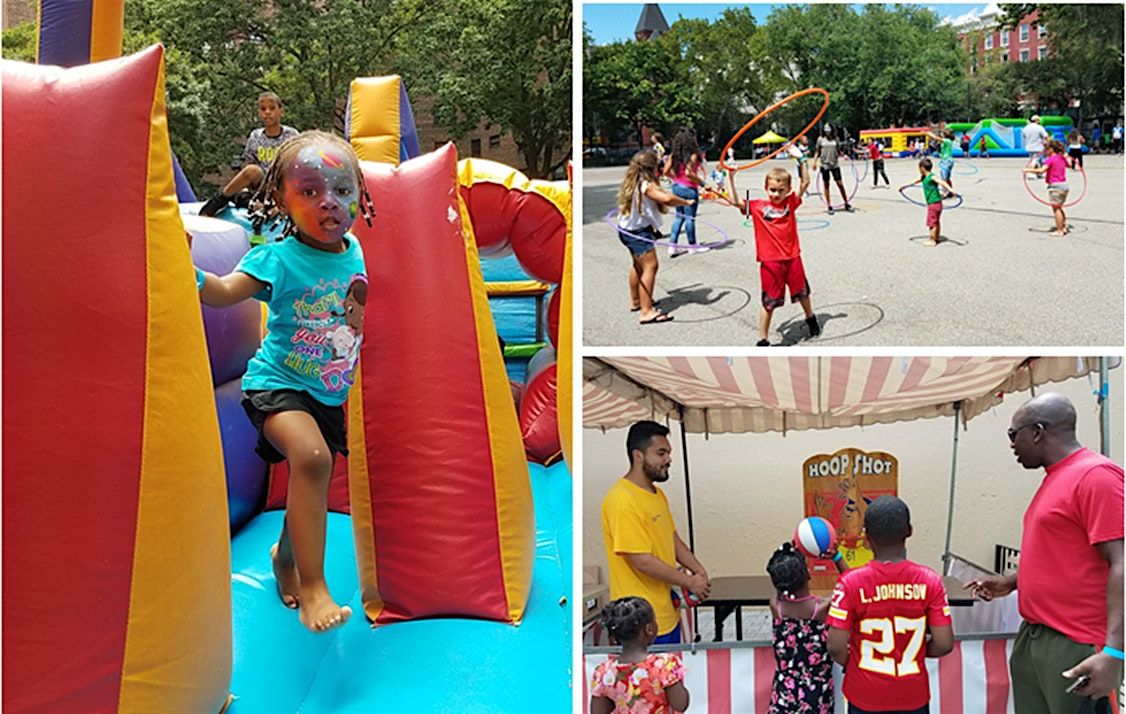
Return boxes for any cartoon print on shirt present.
[284,273,366,391]
[762,203,792,221]
[320,274,368,391]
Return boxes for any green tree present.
[1,21,37,62]
[996,4,1123,116]
[398,0,572,178]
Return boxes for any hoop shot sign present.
[802,448,898,572]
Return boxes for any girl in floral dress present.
[590,597,690,714]
[766,542,849,713]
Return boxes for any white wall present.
[582,368,1123,580]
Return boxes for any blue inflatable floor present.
[228,462,572,713]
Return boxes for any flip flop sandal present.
[640,311,674,325]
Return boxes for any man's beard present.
[643,461,670,482]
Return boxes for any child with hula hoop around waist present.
[1024,139,1071,237]
[615,149,694,324]
[901,158,958,247]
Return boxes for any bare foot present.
[298,584,352,632]
[270,543,300,609]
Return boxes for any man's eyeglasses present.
[1008,421,1047,442]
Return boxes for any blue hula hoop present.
[898,185,964,209]
[605,210,733,251]
[955,161,979,176]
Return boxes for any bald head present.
[1016,393,1077,435]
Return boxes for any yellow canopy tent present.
[752,129,788,144]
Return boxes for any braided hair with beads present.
[600,596,656,645]
[247,130,376,240]
[766,541,810,600]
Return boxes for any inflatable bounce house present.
[862,116,1084,158]
[3,4,572,713]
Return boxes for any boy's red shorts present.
[926,201,943,227]
[760,257,810,309]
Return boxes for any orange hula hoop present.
[719,87,830,173]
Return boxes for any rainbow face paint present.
[280,144,360,246]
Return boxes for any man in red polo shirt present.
[826,495,955,713]
[967,392,1124,711]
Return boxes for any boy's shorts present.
[939,159,954,181]
[926,201,943,228]
[617,226,657,256]
[760,257,810,309]
[1047,183,1069,206]
[242,389,348,464]
[819,166,842,182]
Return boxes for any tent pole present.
[679,405,696,553]
[942,401,962,575]
[1099,357,1110,456]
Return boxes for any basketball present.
[794,516,837,559]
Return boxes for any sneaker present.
[844,204,855,212]
[756,339,770,347]
[806,315,821,338]
[827,208,835,216]
[668,246,680,257]
[199,192,230,217]
[691,245,710,253]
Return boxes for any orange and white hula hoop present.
[719,87,830,173]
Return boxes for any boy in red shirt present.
[727,149,820,346]
[826,496,954,713]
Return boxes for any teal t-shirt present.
[940,138,953,160]
[922,173,942,204]
[237,235,367,406]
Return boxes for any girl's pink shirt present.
[671,159,700,187]
[1043,153,1068,184]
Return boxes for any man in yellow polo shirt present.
[601,420,711,644]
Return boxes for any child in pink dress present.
[590,597,690,714]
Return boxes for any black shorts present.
[820,165,842,182]
[241,389,348,464]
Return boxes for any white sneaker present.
[668,246,681,256]
[692,245,710,253]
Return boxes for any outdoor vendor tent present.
[583,356,1117,561]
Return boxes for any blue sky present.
[583,3,1002,44]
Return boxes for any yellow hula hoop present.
[719,87,831,173]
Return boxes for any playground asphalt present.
[581,155,1124,347]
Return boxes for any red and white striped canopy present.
[583,356,1110,434]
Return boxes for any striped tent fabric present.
[584,357,1106,434]
[583,639,1017,714]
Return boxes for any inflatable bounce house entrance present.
[4,6,572,712]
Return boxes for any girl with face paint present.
[192,131,373,633]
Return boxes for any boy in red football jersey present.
[726,148,820,346]
[826,496,954,713]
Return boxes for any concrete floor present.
[581,155,1123,347]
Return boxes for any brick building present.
[956,7,1050,73]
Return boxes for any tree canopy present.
[2,0,572,187]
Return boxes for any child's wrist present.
[831,550,843,562]
[195,267,206,291]
[1102,646,1125,661]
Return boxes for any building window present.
[1000,31,1009,47]
[1038,46,1047,60]
[1001,52,1008,62]
[1019,24,1029,42]
[1019,48,1029,62]
[471,138,482,156]
[1038,24,1047,38]
[489,134,501,149]
[984,34,993,50]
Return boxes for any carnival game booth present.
[3,40,573,714]
[582,356,1117,713]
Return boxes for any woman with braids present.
[590,597,690,713]
[193,130,375,633]
[765,541,849,713]
[664,128,707,256]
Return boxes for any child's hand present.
[185,230,193,248]
[786,143,802,159]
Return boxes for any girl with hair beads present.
[615,149,694,325]
[194,130,375,633]
[590,597,690,714]
[766,541,849,713]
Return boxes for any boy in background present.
[826,496,954,713]
[901,158,957,247]
[200,92,299,217]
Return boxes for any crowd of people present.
[592,392,1123,713]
